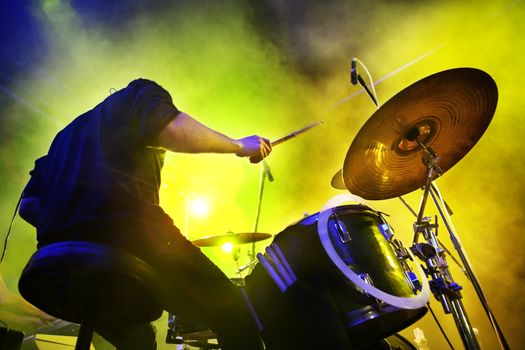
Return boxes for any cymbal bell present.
[343,68,498,200]
[192,232,272,247]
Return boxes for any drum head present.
[318,196,429,310]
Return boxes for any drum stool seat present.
[18,241,164,350]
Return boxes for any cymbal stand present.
[411,142,481,350]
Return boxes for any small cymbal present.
[331,169,345,190]
[192,232,272,247]
[343,68,498,200]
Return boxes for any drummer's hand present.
[236,135,272,163]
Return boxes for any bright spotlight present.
[221,242,234,253]
[190,197,210,217]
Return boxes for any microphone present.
[263,161,274,182]
[350,57,378,107]
[350,58,358,85]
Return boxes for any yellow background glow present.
[1,0,524,348]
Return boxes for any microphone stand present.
[251,160,273,262]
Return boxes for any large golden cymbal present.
[343,68,498,200]
[192,232,272,247]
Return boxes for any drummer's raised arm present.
[157,112,271,163]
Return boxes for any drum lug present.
[393,239,412,261]
[357,273,386,310]
[358,273,374,285]
[392,239,423,294]
[405,271,423,292]
[333,212,352,243]
[357,273,376,297]
[379,223,394,241]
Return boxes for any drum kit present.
[169,68,508,349]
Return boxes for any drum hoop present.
[318,194,430,310]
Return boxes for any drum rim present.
[318,194,430,310]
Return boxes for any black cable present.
[398,196,418,218]
[0,192,24,263]
[357,75,378,107]
[430,185,510,349]
[427,302,455,349]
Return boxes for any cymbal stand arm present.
[415,219,451,314]
[411,145,452,313]
[429,184,510,350]
[413,142,439,245]
[411,144,481,349]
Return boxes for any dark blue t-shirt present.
[24,79,181,252]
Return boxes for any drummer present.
[19,79,270,350]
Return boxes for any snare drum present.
[244,204,428,349]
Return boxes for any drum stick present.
[257,253,287,292]
[271,243,297,282]
[265,246,294,287]
[271,120,324,146]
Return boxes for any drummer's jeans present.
[93,229,264,350]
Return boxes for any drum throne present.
[18,241,163,350]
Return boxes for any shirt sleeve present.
[129,79,181,145]
[22,156,47,198]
